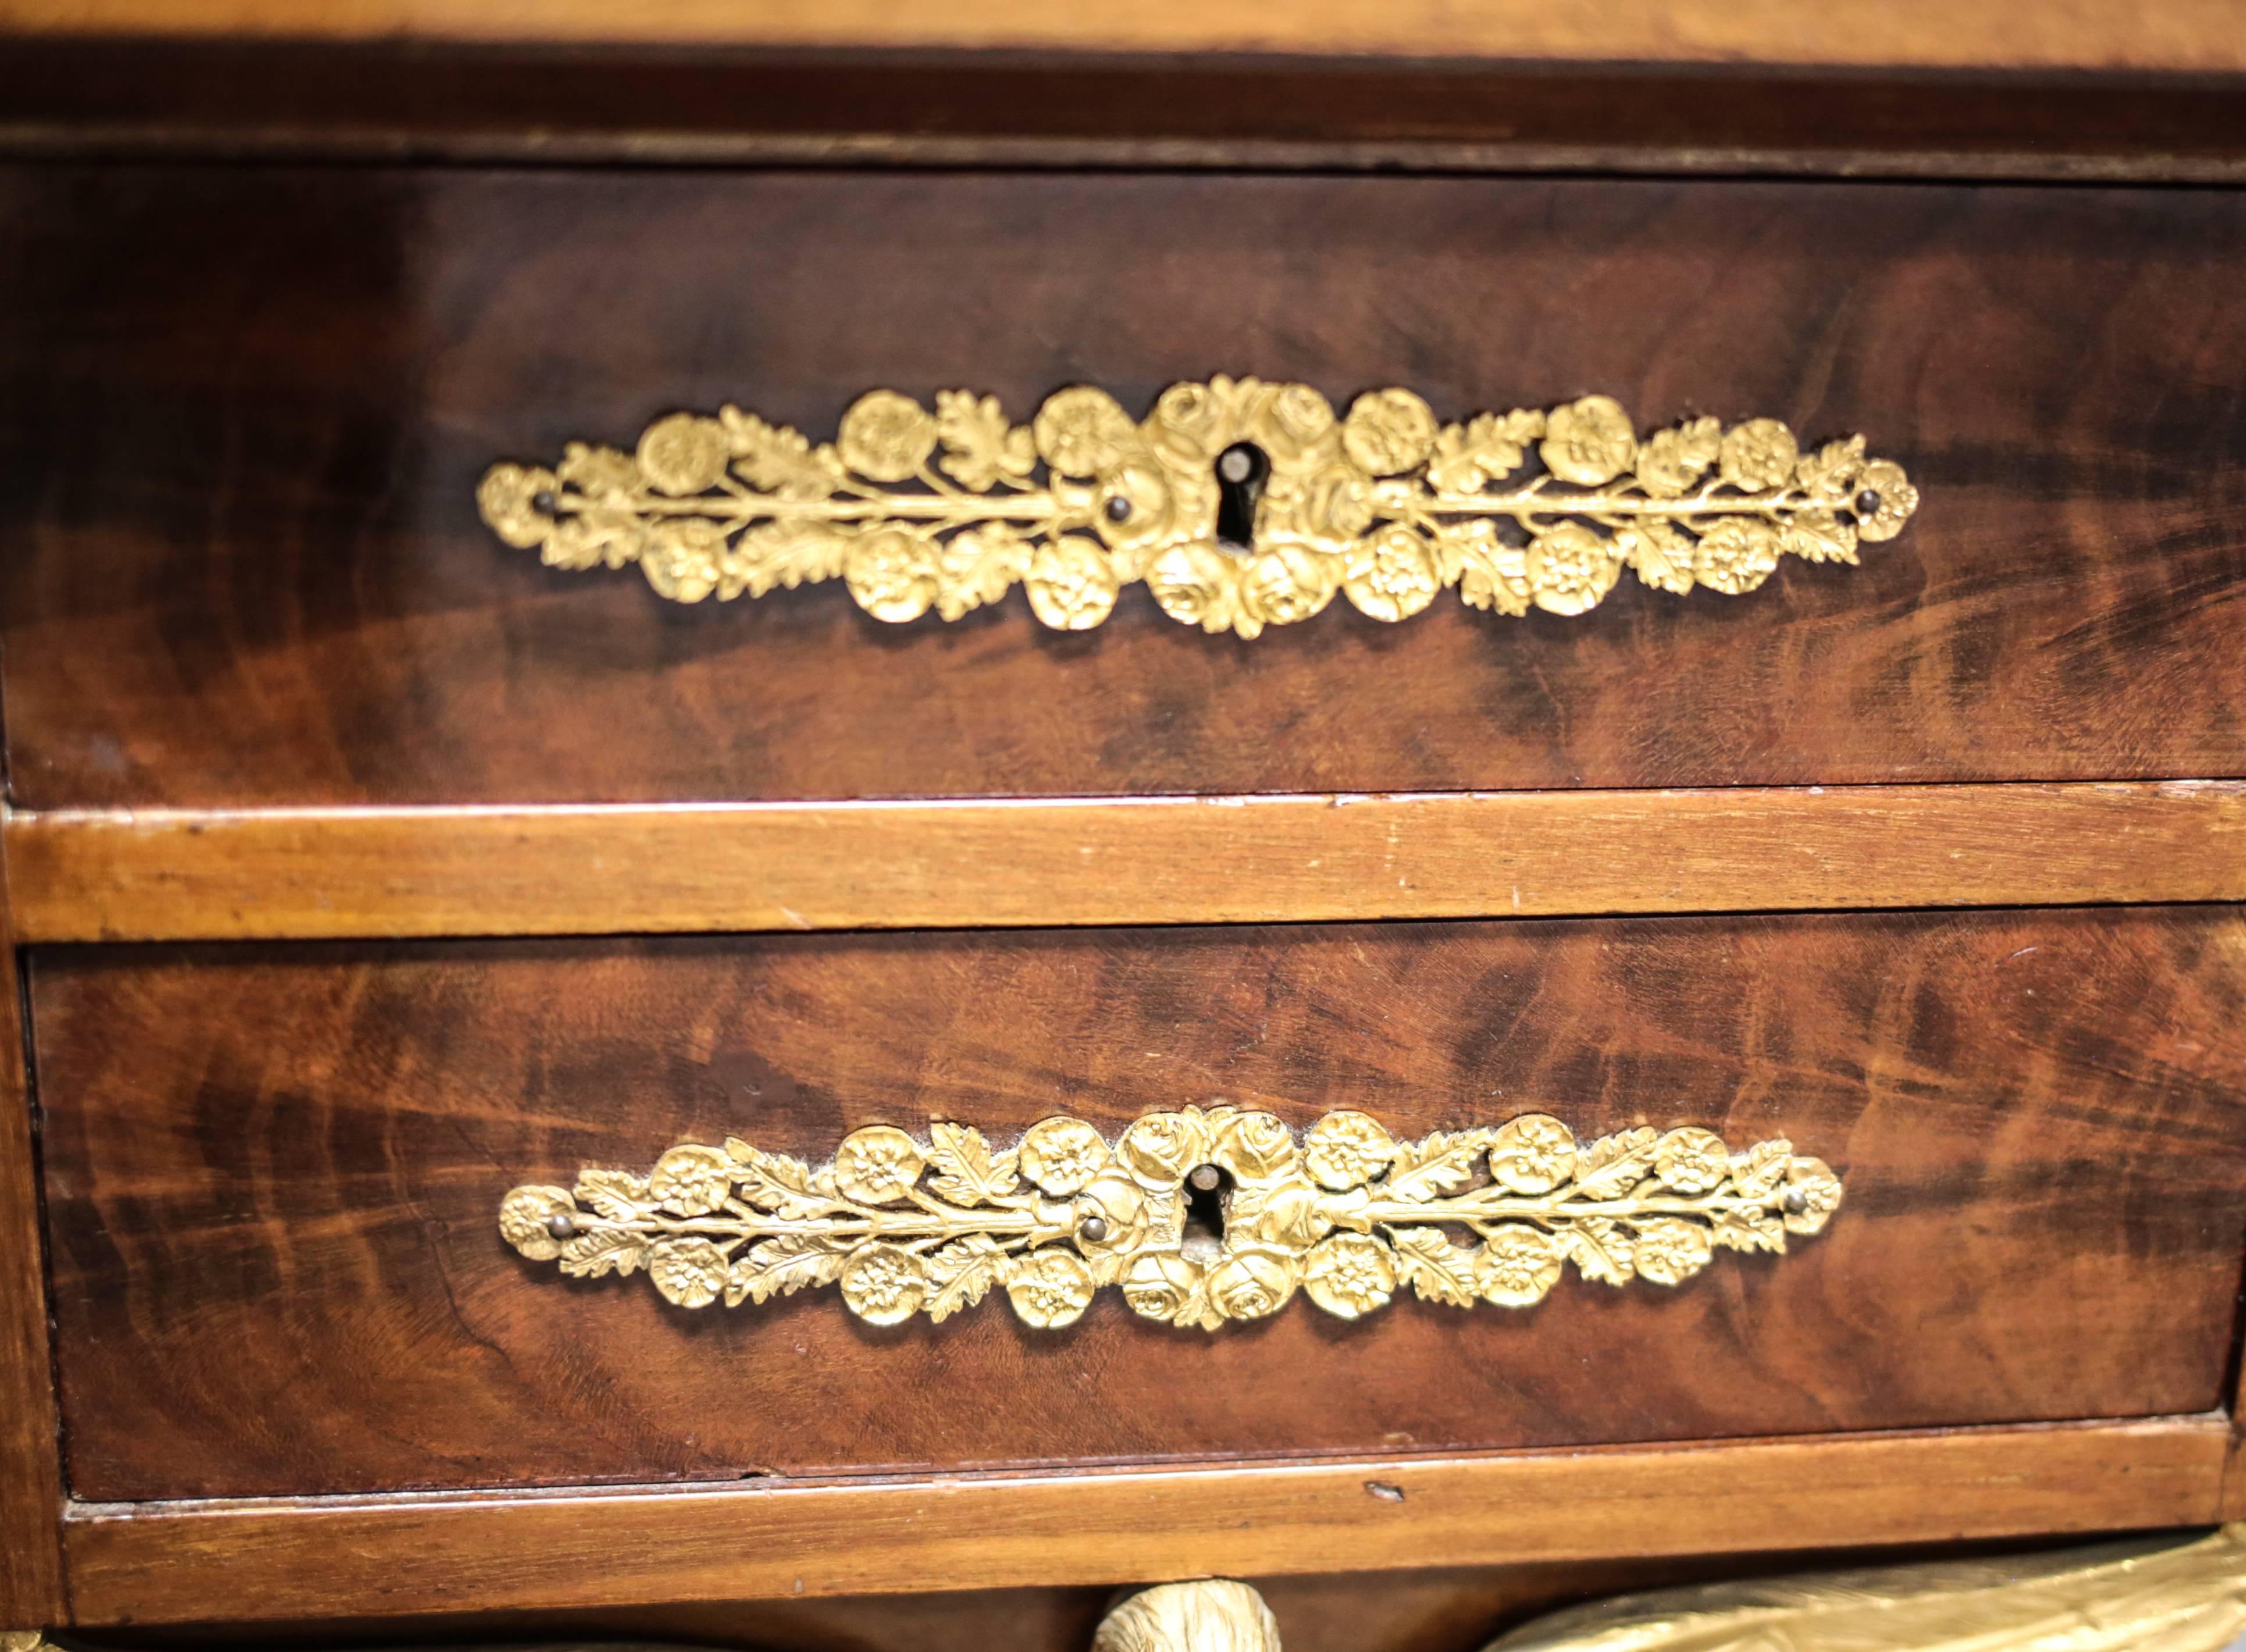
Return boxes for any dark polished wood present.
[5,167,2246,810]
[6,44,2246,180]
[54,1421,2232,1623]
[0,839,69,1623]
[32,907,2246,1502]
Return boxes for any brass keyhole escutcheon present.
[1213,441,1269,552]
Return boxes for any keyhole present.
[1180,1164,1230,1262]
[1214,442,1269,552]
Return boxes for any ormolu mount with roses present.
[476,378,1918,639]
[499,1107,1843,1330]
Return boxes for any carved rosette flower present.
[838,1243,928,1326]
[1653,1127,1732,1195]
[1252,383,1340,470]
[1092,458,1181,557]
[1302,1232,1396,1319]
[1121,1252,1203,1323]
[1118,1111,1215,1190]
[1206,1245,1297,1320]
[1342,524,1443,622]
[640,519,730,602]
[832,1125,927,1206]
[637,412,731,496]
[1008,1248,1098,1329]
[1490,1114,1578,1194]
[649,1144,736,1216]
[1341,387,1438,475]
[1026,536,1122,631]
[1020,1116,1112,1197]
[1143,542,1238,635]
[1525,523,1625,616]
[1240,546,1337,629]
[499,1185,579,1261]
[843,528,942,622]
[1476,1224,1564,1307]
[1540,394,1637,485]
[1785,1157,1845,1234]
[1075,1170,1155,1259]
[1854,459,1920,542]
[649,1237,729,1308]
[1692,518,1783,596]
[1033,385,1139,476]
[1304,1110,1398,1190]
[837,390,939,482]
[476,462,559,549]
[1632,1216,1715,1286]
[1211,1110,1298,1183]
[1718,418,1799,492]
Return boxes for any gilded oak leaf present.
[573,1167,652,1223]
[1730,1139,1795,1199]
[734,521,853,596]
[1573,1128,1660,1199]
[1383,1129,1493,1202]
[1712,1206,1788,1254]
[924,1121,1021,1207]
[1565,1217,1638,1286]
[1795,433,1866,494]
[1781,511,1860,565]
[1390,1227,1478,1307]
[933,524,1035,621]
[924,1233,1013,1322]
[1625,520,1697,595]
[721,407,846,500]
[558,1229,650,1280]
[727,1233,853,1306]
[728,1145,834,1222]
[935,390,1037,492]
[1426,410,1546,493]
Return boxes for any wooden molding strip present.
[0,836,70,1621]
[7,782,2244,944]
[8,0,2246,74]
[60,1418,2230,1623]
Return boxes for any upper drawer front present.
[2,165,2242,809]
[33,907,2246,1502]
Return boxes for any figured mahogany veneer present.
[5,167,2246,809]
[31,907,2246,1502]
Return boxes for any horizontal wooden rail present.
[12,0,2246,74]
[59,1418,2230,1622]
[5,782,2243,944]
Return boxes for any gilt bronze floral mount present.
[499,1106,1842,1331]
[476,379,1918,639]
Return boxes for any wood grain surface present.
[58,1420,2231,1623]
[8,0,2246,72]
[0,842,68,1624]
[9,42,2246,182]
[10,782,2246,942]
[5,167,2245,809]
[32,908,2246,1502]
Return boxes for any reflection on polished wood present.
[1485,1523,2246,1651]
[9,781,2245,942]
[54,1420,2233,1623]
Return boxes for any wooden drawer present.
[31,906,2246,1503]
[3,165,2245,810]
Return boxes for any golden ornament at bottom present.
[477,378,1917,639]
[499,1106,1841,1331]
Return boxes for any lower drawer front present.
[32,907,2246,1502]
